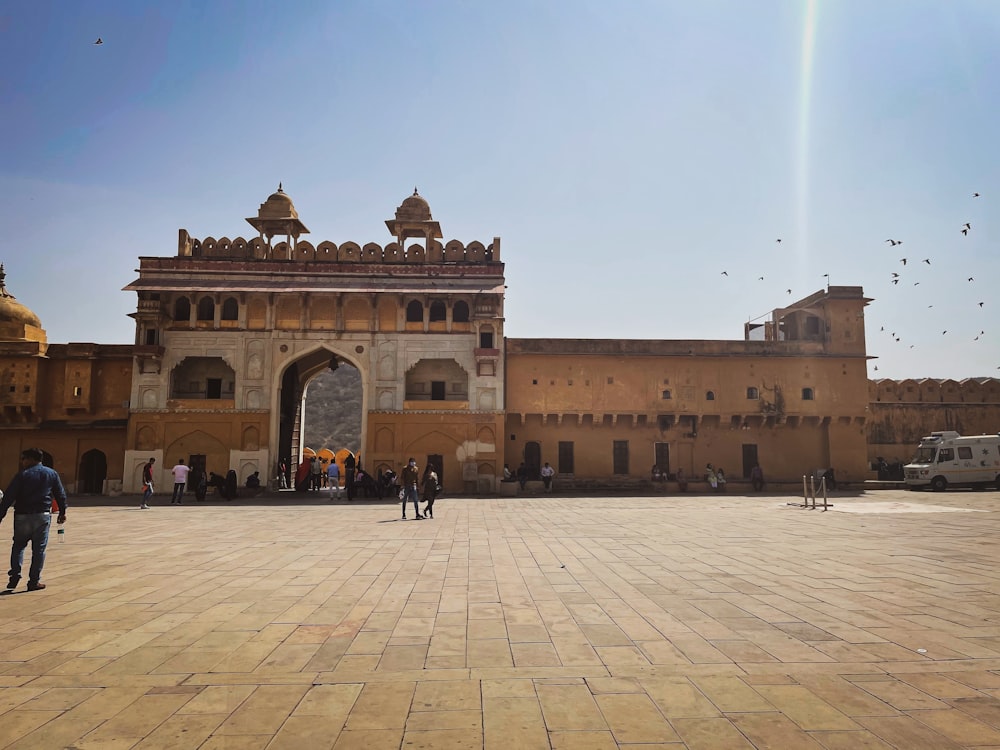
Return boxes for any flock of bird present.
[719,192,991,375]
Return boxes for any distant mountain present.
[303,365,363,453]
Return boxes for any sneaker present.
[401,516,407,520]
[140,504,150,510]
[27,582,45,591]
[6,576,19,590]
[416,514,424,520]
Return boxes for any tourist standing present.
[141,457,155,509]
[750,464,765,492]
[401,458,421,520]
[327,460,341,498]
[344,453,356,502]
[170,459,190,504]
[540,462,555,493]
[1,448,67,592]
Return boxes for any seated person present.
[245,471,261,491]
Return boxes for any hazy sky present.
[1,1,997,380]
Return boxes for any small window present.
[221,297,239,320]
[453,300,470,323]
[479,330,494,348]
[23,385,30,393]
[145,329,158,345]
[705,390,715,401]
[607,377,614,385]
[532,379,538,385]
[197,297,215,321]
[431,381,445,400]
[938,448,954,463]
[173,297,191,322]
[802,387,814,400]
[661,389,672,399]
[746,387,759,400]
[406,300,423,322]
[429,300,447,322]
[73,386,82,397]
[958,446,973,460]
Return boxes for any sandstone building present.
[3,188,992,494]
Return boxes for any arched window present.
[197,297,215,321]
[453,300,470,323]
[746,387,759,400]
[802,387,815,400]
[429,300,447,322]
[705,390,715,401]
[406,300,423,322]
[661,389,672,400]
[173,297,191,322]
[221,297,238,321]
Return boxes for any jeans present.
[9,512,51,585]
[172,482,185,502]
[143,483,153,504]
[402,485,420,516]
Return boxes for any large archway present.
[276,347,365,488]
[303,364,363,455]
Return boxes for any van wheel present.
[930,476,948,492]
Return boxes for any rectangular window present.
[431,381,445,400]
[613,440,629,475]
[73,386,83,397]
[558,442,575,475]
[206,378,222,399]
[145,329,157,345]
[958,446,973,460]
[477,362,495,376]
[938,448,954,463]
[479,331,494,348]
[802,387,814,400]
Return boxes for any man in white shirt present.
[541,462,555,493]
[171,460,191,505]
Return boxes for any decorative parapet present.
[177,232,501,265]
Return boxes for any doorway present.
[742,444,759,479]
[524,441,541,480]
[78,449,107,494]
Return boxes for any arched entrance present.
[277,347,364,488]
[78,449,107,494]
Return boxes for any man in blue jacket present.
[1,448,67,592]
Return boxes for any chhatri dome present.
[385,187,442,244]
[245,183,309,247]
[0,265,45,343]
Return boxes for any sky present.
[1,0,998,380]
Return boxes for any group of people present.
[502,462,557,492]
[400,458,441,520]
[293,454,356,499]
[140,458,240,509]
[649,463,766,492]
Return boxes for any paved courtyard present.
[4,488,1000,749]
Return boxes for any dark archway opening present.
[79,449,107,494]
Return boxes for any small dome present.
[0,266,41,329]
[257,183,300,220]
[395,188,432,222]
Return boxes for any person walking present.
[422,464,439,519]
[1,448,67,592]
[170,459,190,504]
[141,457,155,509]
[750,463,765,492]
[327,459,341,499]
[401,458,421,520]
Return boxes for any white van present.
[904,431,1000,491]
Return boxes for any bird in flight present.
[885,239,901,246]
[94,37,103,45]
[892,278,899,285]
[913,282,920,286]
[973,192,980,197]
[720,271,728,276]
[900,258,907,265]
[786,289,792,294]
[922,259,931,265]
[969,277,975,282]
[891,272,900,278]
[962,223,971,235]
[942,331,947,335]
[979,302,985,307]
[776,239,782,243]
[757,276,764,281]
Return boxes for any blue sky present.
[1,1,997,380]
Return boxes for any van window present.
[958,447,973,460]
[938,448,954,463]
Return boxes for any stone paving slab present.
[2,489,1000,748]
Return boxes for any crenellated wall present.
[867,378,1000,466]
[178,230,500,264]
